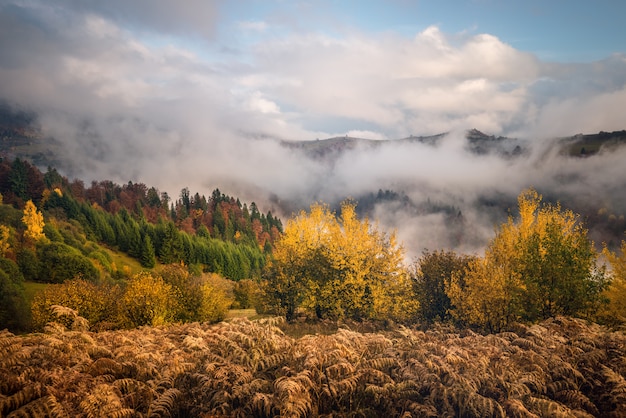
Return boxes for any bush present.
[30,278,123,331]
[43,222,64,243]
[232,279,260,309]
[89,249,114,275]
[0,256,24,284]
[0,267,29,331]
[16,247,40,281]
[37,242,99,283]
[160,264,233,323]
[196,273,233,323]
[121,272,177,327]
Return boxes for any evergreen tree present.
[147,187,161,207]
[43,166,65,189]
[140,234,156,268]
[159,221,183,264]
[197,224,210,239]
[250,202,260,220]
[8,158,28,201]
[213,205,225,239]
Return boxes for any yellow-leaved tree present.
[0,225,11,258]
[160,264,234,323]
[22,199,45,244]
[263,201,417,321]
[122,272,178,327]
[598,241,626,326]
[447,189,604,332]
[446,220,525,333]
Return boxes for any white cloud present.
[246,91,280,114]
[238,26,543,136]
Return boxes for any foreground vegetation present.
[2,314,625,417]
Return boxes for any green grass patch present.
[226,309,265,320]
[101,246,145,276]
[23,281,49,303]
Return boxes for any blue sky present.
[217,0,626,62]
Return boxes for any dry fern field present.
[1,316,626,417]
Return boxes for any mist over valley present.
[2,102,625,259]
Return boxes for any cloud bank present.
[1,1,625,257]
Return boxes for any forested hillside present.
[0,157,281,332]
[2,155,626,333]
[0,157,281,263]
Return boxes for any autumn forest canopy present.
[2,156,626,416]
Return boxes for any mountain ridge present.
[2,103,625,165]
[280,128,626,160]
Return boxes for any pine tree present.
[140,234,156,268]
[159,221,183,264]
[9,158,28,201]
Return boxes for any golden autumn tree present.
[514,190,603,320]
[0,225,11,258]
[446,222,525,332]
[448,189,603,332]
[22,199,45,244]
[598,241,626,326]
[121,272,177,327]
[263,201,417,321]
[262,203,335,320]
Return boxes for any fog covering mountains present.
[278,129,626,258]
[2,104,625,260]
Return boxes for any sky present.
[1,0,625,256]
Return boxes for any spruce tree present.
[140,235,156,268]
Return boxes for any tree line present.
[262,190,626,333]
[0,157,282,249]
